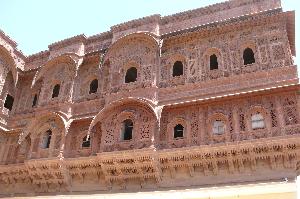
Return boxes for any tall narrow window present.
[32,94,38,107]
[41,130,52,149]
[82,136,91,148]
[172,61,183,77]
[121,119,133,140]
[4,94,14,111]
[243,48,255,65]
[210,54,218,70]
[125,67,137,83]
[174,124,184,138]
[213,120,225,134]
[89,79,98,94]
[251,113,265,130]
[52,84,60,98]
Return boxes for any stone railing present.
[0,136,299,195]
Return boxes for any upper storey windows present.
[212,120,225,134]
[243,47,255,65]
[251,113,265,130]
[89,79,98,94]
[32,94,38,107]
[41,130,52,149]
[121,119,133,140]
[52,84,60,98]
[174,124,184,138]
[125,67,137,83]
[4,94,14,111]
[172,61,184,77]
[210,54,218,70]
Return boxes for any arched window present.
[32,94,38,107]
[82,136,91,148]
[251,113,265,130]
[125,67,137,83]
[41,130,52,149]
[89,79,98,94]
[121,119,133,140]
[212,120,225,134]
[52,84,60,98]
[210,54,218,70]
[4,94,14,111]
[243,48,255,65]
[174,124,184,138]
[172,61,183,77]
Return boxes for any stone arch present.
[32,54,80,104]
[167,117,191,140]
[19,111,68,144]
[167,54,187,77]
[32,54,79,87]
[203,47,223,71]
[18,111,68,159]
[105,32,159,59]
[0,45,20,86]
[240,41,257,65]
[75,61,100,101]
[207,113,229,135]
[123,60,140,83]
[88,97,159,152]
[102,32,159,88]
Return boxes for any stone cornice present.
[111,15,161,33]
[160,0,280,25]
[48,34,87,51]
[161,8,283,41]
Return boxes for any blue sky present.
[1,0,299,66]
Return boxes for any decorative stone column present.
[275,97,285,135]
[232,106,240,141]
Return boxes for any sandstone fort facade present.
[0,0,299,198]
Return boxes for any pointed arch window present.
[52,84,60,98]
[89,79,98,94]
[243,48,255,65]
[174,124,184,138]
[210,54,218,70]
[125,67,137,83]
[121,119,133,140]
[172,61,183,77]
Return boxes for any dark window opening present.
[172,61,183,77]
[122,119,133,140]
[174,124,184,138]
[210,54,218,70]
[32,94,38,107]
[89,79,98,94]
[125,67,137,83]
[243,48,255,65]
[52,84,60,98]
[42,130,52,149]
[4,94,14,111]
[82,136,91,148]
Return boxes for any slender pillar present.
[275,98,285,135]
[232,106,240,141]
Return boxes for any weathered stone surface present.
[0,0,298,197]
